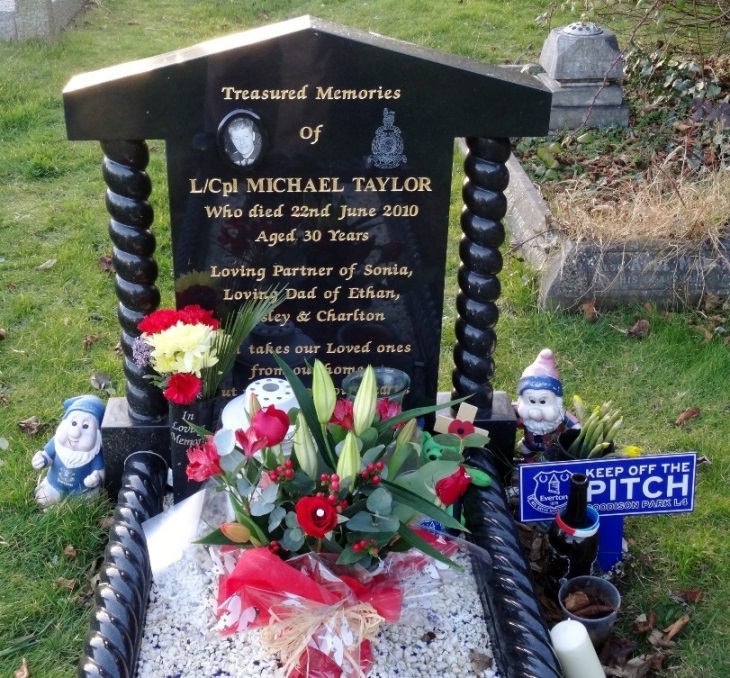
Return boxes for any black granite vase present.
[169,398,216,503]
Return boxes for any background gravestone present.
[63,15,551,490]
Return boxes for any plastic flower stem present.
[273,354,338,470]
[587,442,611,459]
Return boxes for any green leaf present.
[431,433,462,449]
[464,466,491,487]
[397,524,462,572]
[345,511,377,531]
[285,511,300,528]
[387,441,416,477]
[337,545,368,565]
[220,449,244,474]
[186,420,213,438]
[373,396,469,435]
[460,432,490,448]
[235,476,253,497]
[194,527,237,546]
[249,500,275,517]
[383,479,466,532]
[362,444,386,466]
[366,487,393,516]
[285,470,316,496]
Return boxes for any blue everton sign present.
[519,453,697,523]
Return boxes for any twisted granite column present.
[451,137,511,417]
[102,140,167,423]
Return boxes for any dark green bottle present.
[545,473,600,596]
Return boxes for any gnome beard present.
[518,395,565,436]
[54,434,101,469]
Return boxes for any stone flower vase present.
[169,398,217,503]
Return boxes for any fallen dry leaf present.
[114,342,124,356]
[0,328,6,340]
[63,544,77,559]
[675,407,701,426]
[582,300,599,323]
[469,649,493,673]
[55,577,76,591]
[98,254,115,272]
[700,291,724,312]
[634,610,657,633]
[674,589,703,605]
[14,657,30,678]
[17,417,47,436]
[564,590,590,612]
[83,334,106,349]
[663,613,690,641]
[627,318,651,339]
[36,258,57,270]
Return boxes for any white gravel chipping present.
[136,507,500,678]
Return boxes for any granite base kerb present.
[504,154,730,310]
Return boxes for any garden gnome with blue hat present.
[32,395,106,507]
[514,349,577,462]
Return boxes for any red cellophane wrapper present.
[213,532,460,678]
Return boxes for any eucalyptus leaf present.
[220,449,245,474]
[268,506,287,532]
[235,476,253,497]
[336,546,367,566]
[285,511,300,528]
[261,482,279,503]
[366,487,392,516]
[383,479,466,532]
[361,444,385,466]
[249,500,275,517]
[280,527,305,552]
[431,433,462,449]
[286,471,316,495]
[345,511,377,532]
[213,428,236,456]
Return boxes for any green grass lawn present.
[1,1,729,675]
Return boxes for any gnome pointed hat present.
[517,348,563,396]
[62,394,106,425]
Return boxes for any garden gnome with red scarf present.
[514,349,577,462]
[32,395,105,507]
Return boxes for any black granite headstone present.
[63,15,550,487]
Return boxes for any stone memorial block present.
[64,15,551,486]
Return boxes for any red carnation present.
[295,496,339,539]
[163,372,202,405]
[138,308,181,334]
[376,398,402,426]
[329,398,354,430]
[235,426,268,459]
[435,466,472,506]
[251,405,290,446]
[186,439,222,482]
[177,304,220,330]
[448,419,475,439]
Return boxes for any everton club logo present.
[369,108,407,169]
[526,469,572,516]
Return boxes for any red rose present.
[177,304,220,330]
[251,405,290,446]
[138,308,181,334]
[448,419,475,439]
[295,496,339,539]
[235,426,268,459]
[164,372,202,405]
[435,466,472,506]
[186,439,222,482]
[329,398,354,430]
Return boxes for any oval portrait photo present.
[218,110,266,169]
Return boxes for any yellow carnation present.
[147,322,219,376]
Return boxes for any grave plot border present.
[76,447,561,678]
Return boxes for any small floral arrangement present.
[188,358,491,569]
[132,292,283,405]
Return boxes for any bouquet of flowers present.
[186,358,491,676]
[132,292,283,405]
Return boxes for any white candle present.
[550,619,605,678]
